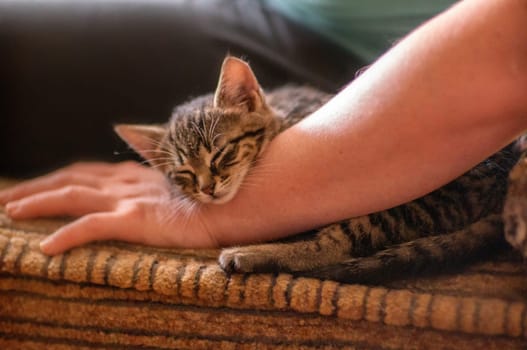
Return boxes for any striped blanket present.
[0,181,526,349]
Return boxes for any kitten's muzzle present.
[201,183,216,196]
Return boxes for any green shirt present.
[265,0,457,63]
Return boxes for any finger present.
[39,211,143,255]
[5,186,115,219]
[0,161,141,203]
[109,161,165,183]
[64,161,132,175]
[68,161,149,178]
[0,172,102,204]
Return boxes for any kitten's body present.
[117,57,525,283]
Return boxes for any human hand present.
[0,162,218,255]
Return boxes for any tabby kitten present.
[115,57,330,204]
[117,56,524,283]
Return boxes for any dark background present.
[0,0,359,178]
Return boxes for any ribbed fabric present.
[0,178,526,349]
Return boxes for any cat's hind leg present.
[304,214,504,284]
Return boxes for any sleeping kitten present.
[115,57,330,204]
[116,56,524,283]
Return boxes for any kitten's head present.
[115,56,279,204]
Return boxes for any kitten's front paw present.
[218,247,281,274]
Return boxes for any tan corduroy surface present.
[0,180,526,349]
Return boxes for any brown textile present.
[0,181,526,349]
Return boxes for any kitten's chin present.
[195,186,239,205]
[210,195,234,205]
[199,191,236,205]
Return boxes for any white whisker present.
[162,194,203,234]
[156,190,202,230]
[142,158,173,165]
[133,148,178,158]
[211,132,224,147]
[191,121,207,146]
[149,162,177,170]
[208,114,221,146]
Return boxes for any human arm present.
[1,0,527,254]
[209,0,527,245]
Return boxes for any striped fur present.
[116,56,525,283]
[219,145,522,281]
[215,57,524,281]
[504,145,527,259]
[304,214,506,284]
[115,57,331,204]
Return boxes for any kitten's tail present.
[301,214,506,284]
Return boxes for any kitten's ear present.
[114,124,165,165]
[213,56,265,112]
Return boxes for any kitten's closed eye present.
[168,170,196,189]
[220,151,239,167]
[213,146,239,169]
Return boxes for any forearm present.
[209,0,527,245]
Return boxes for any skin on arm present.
[1,0,527,255]
[209,0,527,245]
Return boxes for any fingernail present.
[0,193,8,205]
[40,236,54,254]
[5,202,19,216]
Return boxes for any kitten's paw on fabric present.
[218,247,281,274]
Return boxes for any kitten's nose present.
[201,183,215,196]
